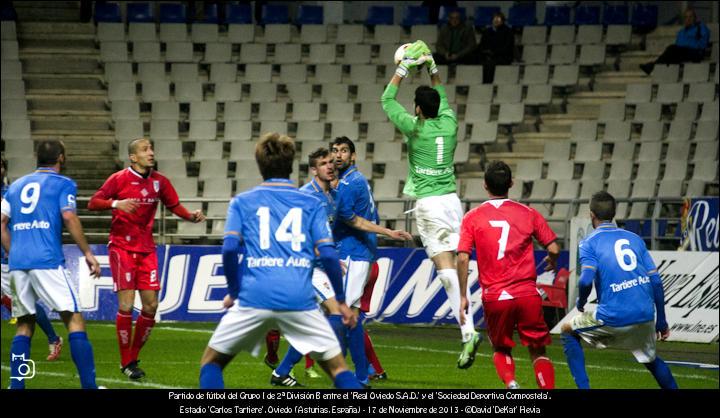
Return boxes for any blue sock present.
[328,314,346,353]
[199,363,224,389]
[276,345,303,376]
[644,356,678,389]
[9,335,31,389]
[562,333,590,389]
[68,332,97,389]
[334,370,364,389]
[368,362,376,376]
[34,304,59,344]
[347,321,368,383]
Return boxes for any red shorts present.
[483,294,551,350]
[109,246,160,292]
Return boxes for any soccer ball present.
[394,43,414,65]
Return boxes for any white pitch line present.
[87,324,719,383]
[0,365,181,389]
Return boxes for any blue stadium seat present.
[366,6,394,25]
[438,7,465,26]
[159,3,186,23]
[544,5,570,26]
[127,2,154,23]
[640,221,652,238]
[508,3,536,27]
[297,5,323,25]
[623,220,641,235]
[402,5,429,26]
[199,3,219,23]
[1,2,16,20]
[603,5,629,25]
[656,219,668,237]
[94,2,121,23]
[262,4,289,24]
[631,4,658,30]
[225,3,252,24]
[575,5,600,25]
[474,6,501,27]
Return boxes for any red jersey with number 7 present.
[90,167,180,253]
[457,199,556,302]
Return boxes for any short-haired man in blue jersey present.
[330,136,385,387]
[270,147,411,386]
[1,156,64,362]
[560,191,678,389]
[1,141,102,389]
[199,133,364,389]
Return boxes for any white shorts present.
[1,264,10,297]
[312,268,336,303]
[208,305,342,361]
[10,267,80,317]
[569,310,657,363]
[342,256,370,309]
[415,193,464,258]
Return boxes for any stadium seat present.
[515,160,543,181]
[550,65,579,86]
[410,25,438,44]
[210,63,238,83]
[150,120,179,141]
[366,6,394,26]
[651,65,680,83]
[692,160,718,181]
[261,4,289,24]
[104,62,133,82]
[115,120,144,141]
[682,63,710,83]
[495,85,523,104]
[574,142,603,162]
[0,79,25,100]
[165,42,193,62]
[300,25,327,44]
[195,143,224,161]
[464,104,491,123]
[111,101,140,120]
[694,121,719,142]
[335,24,363,44]
[204,43,232,63]
[666,120,693,142]
[258,102,287,122]
[607,179,631,198]
[578,45,606,66]
[402,6,429,26]
[575,5,600,25]
[342,44,372,64]
[367,122,396,142]
[602,121,631,142]
[170,63,198,82]
[545,5,570,25]
[227,24,254,43]
[570,121,598,142]
[192,23,219,43]
[494,65,521,85]
[633,103,662,122]
[242,64,272,83]
[508,3,536,27]
[547,161,575,180]
[663,160,688,181]
[248,83,277,102]
[1,40,18,60]
[189,102,217,121]
[549,25,574,45]
[637,142,662,162]
[224,121,252,141]
[549,45,576,65]
[525,85,553,105]
[474,6,501,28]
[639,121,664,142]
[598,102,626,122]
[698,102,719,121]
[581,162,605,180]
[686,83,716,103]
[673,102,698,121]
[133,41,161,62]
[239,44,267,63]
[291,102,320,122]
[309,44,336,64]
[631,4,658,30]
[100,41,128,62]
[636,161,660,180]
[605,25,631,45]
[530,180,556,200]
[127,3,154,23]
[522,65,549,85]
[295,121,325,140]
[141,81,170,102]
[151,101,179,120]
[225,3,252,24]
[576,25,603,45]
[263,24,291,44]
[175,82,203,102]
[326,103,355,122]
[108,81,137,101]
[625,83,653,104]
[466,85,493,103]
[521,26,546,45]
[349,64,377,84]
[272,44,302,64]
[603,5,628,25]
[297,5,324,25]
[94,2,121,23]
[330,121,359,142]
[609,143,635,162]
[657,180,682,198]
[498,103,525,125]
[203,179,233,198]
[455,65,484,85]
[320,83,348,103]
[97,22,125,41]
[285,83,312,102]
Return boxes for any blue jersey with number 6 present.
[224,178,334,311]
[579,223,659,327]
[1,168,77,271]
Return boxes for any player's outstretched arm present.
[457,251,471,325]
[1,214,10,254]
[168,203,206,223]
[344,215,412,241]
[62,211,101,278]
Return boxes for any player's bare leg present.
[199,346,235,389]
[528,345,555,389]
[432,251,480,368]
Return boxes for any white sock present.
[438,269,476,342]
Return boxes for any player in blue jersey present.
[0,155,64,361]
[560,191,678,389]
[1,141,102,389]
[199,133,364,389]
[270,147,411,386]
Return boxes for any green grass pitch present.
[1,320,717,389]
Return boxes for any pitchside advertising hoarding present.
[10,245,566,326]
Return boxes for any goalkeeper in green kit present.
[381,41,482,369]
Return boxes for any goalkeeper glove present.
[425,53,439,76]
[395,56,427,78]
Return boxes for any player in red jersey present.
[88,138,205,379]
[457,161,560,389]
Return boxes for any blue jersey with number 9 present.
[224,179,334,311]
[1,168,77,270]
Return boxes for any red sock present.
[1,295,12,311]
[116,310,133,367]
[364,330,384,374]
[492,351,516,386]
[305,355,314,369]
[533,356,555,389]
[265,329,280,364]
[130,311,155,362]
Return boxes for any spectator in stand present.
[640,8,710,75]
[434,10,477,65]
[476,11,515,84]
[422,0,458,24]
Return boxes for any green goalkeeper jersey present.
[381,83,457,198]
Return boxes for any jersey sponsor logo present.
[413,165,454,176]
[140,188,148,197]
[609,275,651,293]
[245,255,312,269]
[12,220,50,231]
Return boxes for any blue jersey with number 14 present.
[1,168,77,271]
[224,178,334,311]
[579,223,658,327]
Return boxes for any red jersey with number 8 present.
[92,167,180,253]
[457,199,556,302]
